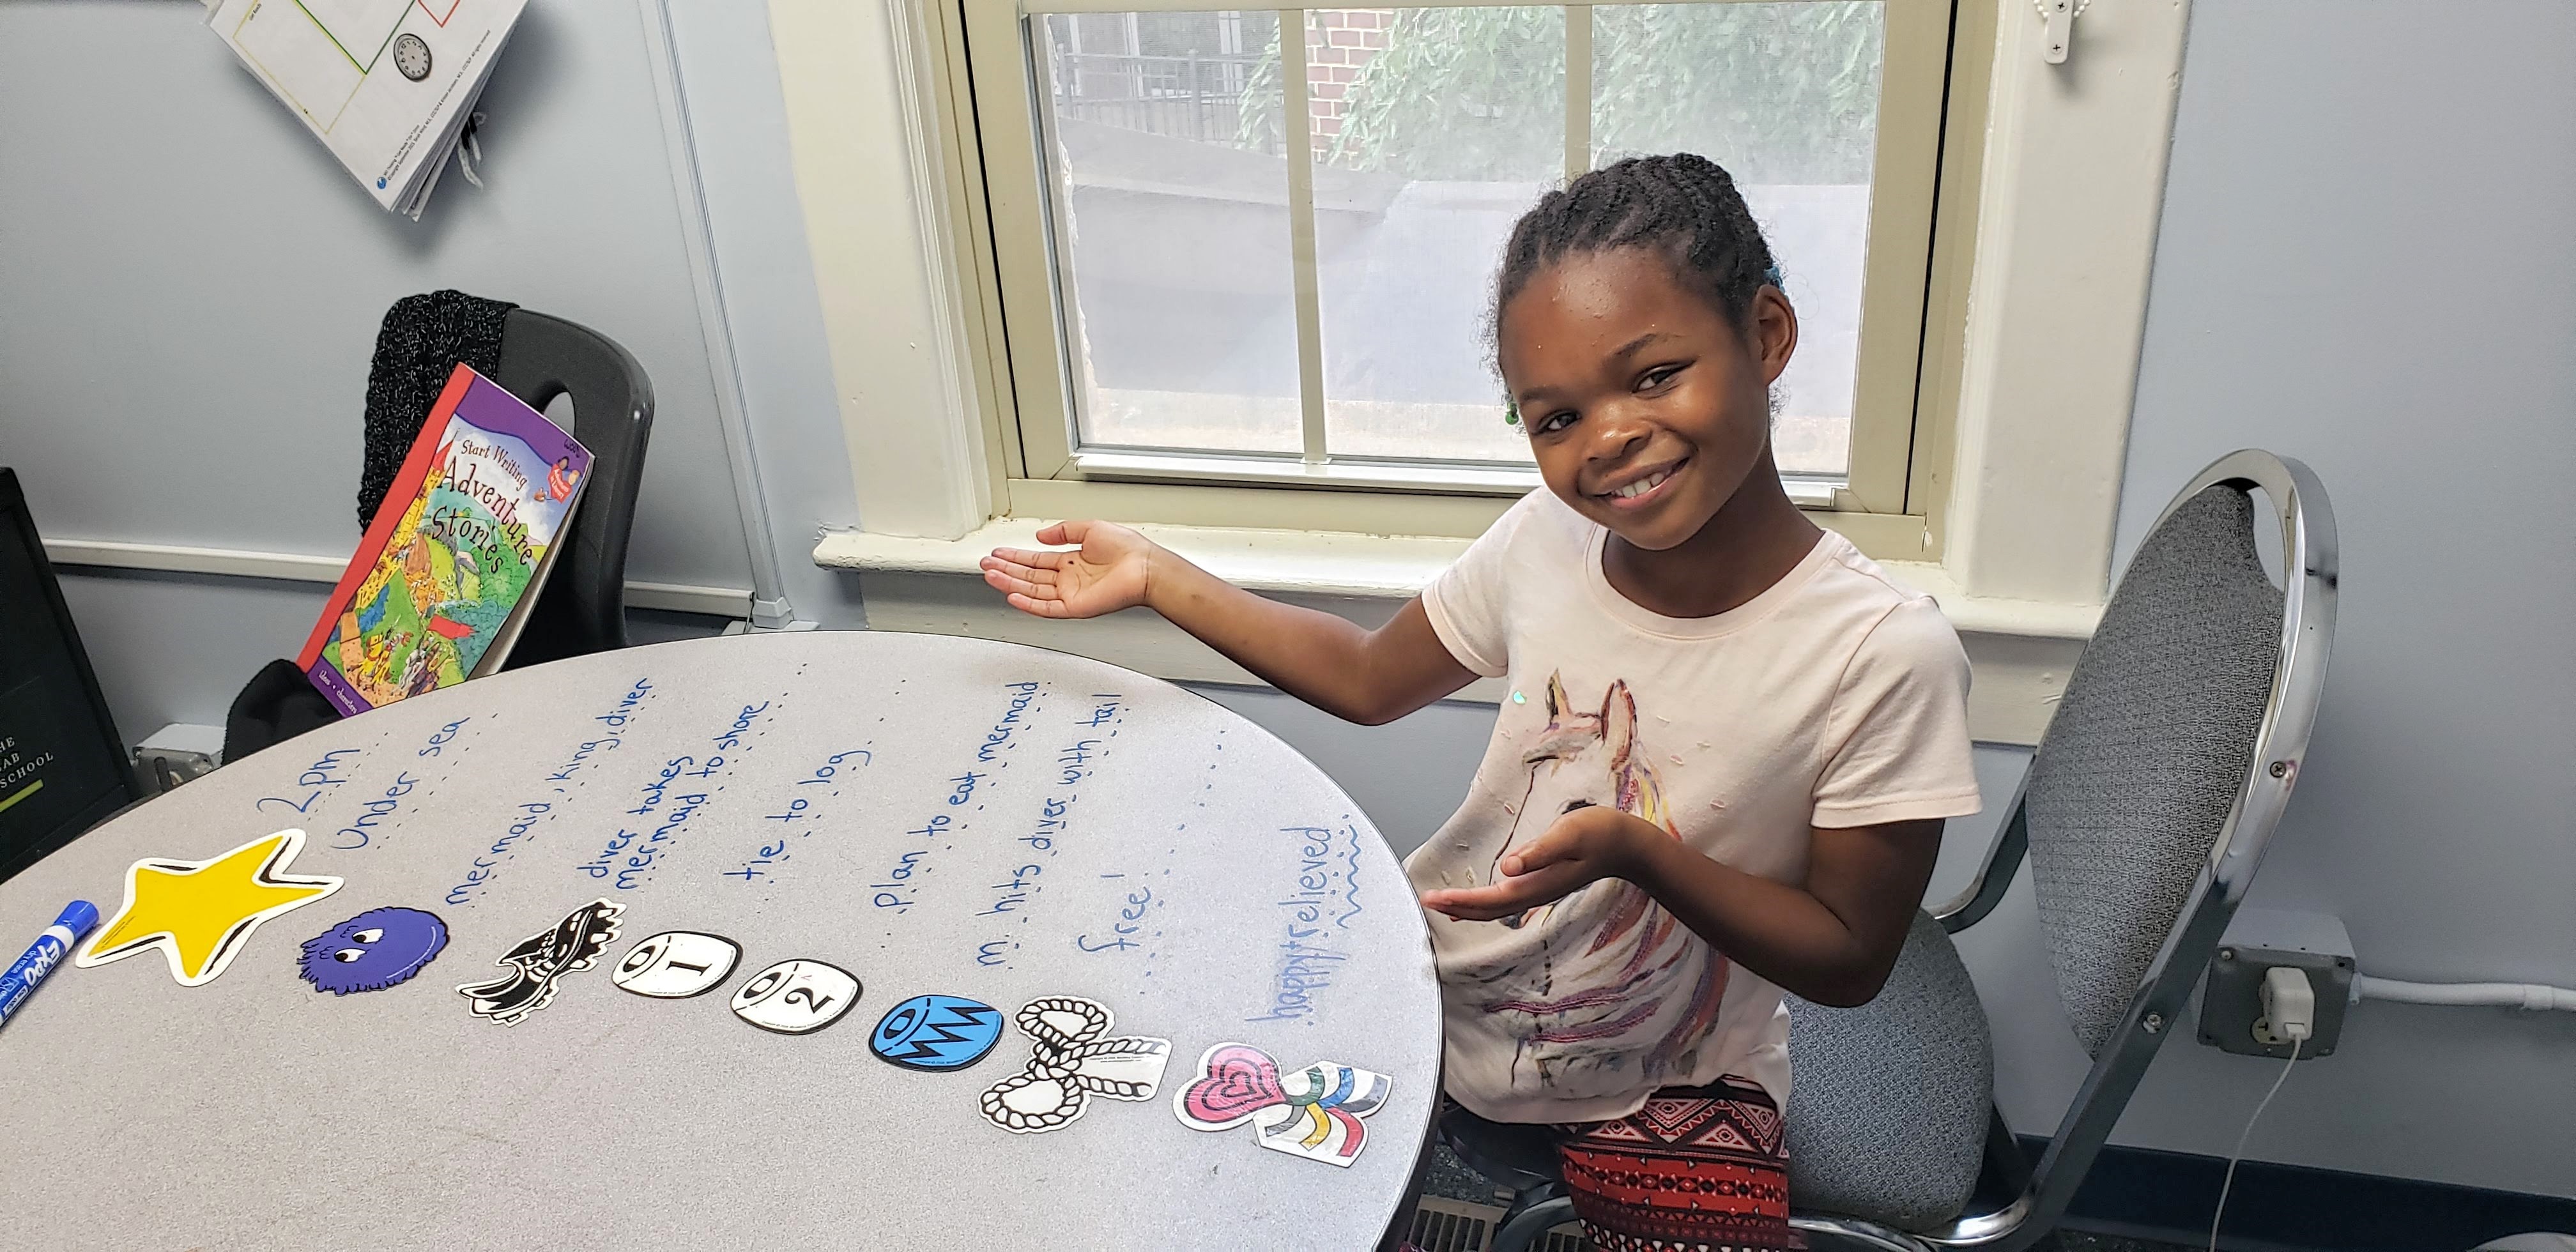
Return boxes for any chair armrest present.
[1931,797,2027,935]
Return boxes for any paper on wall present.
[206,0,527,218]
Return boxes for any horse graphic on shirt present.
[1468,673,1729,1089]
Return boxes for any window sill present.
[820,518,1464,598]
[814,521,2095,744]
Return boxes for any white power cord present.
[2211,968,2315,1252]
[2354,975,2576,1012]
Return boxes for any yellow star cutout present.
[76,828,344,987]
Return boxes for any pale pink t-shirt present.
[1408,489,1981,1125]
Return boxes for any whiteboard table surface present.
[0,632,1440,1250]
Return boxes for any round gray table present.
[0,632,1440,1249]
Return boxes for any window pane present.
[1312,7,1561,464]
[1041,11,1303,455]
[1594,2,1885,478]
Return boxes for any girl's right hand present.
[981,520,1156,619]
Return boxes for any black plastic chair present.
[489,309,655,669]
[222,309,654,761]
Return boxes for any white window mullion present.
[1280,9,1330,464]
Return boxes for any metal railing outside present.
[1052,50,1265,144]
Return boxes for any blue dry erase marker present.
[0,901,99,1029]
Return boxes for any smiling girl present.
[981,153,1978,1251]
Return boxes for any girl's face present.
[1497,247,1796,552]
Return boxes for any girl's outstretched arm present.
[1419,807,1941,1007]
[982,520,1476,726]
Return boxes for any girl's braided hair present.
[1493,153,1782,339]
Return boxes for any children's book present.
[296,364,591,717]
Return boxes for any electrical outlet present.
[132,723,224,797]
[2200,907,2355,1058]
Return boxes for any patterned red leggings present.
[1555,1076,1802,1252]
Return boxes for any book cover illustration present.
[297,365,590,717]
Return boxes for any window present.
[952,0,1961,531]
[790,0,2181,741]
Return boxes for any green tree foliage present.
[1328,7,1566,178]
[1241,3,1883,185]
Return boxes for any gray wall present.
[51,570,330,742]
[0,0,868,733]
[0,0,760,591]
[3,0,868,740]
[53,569,729,740]
[8,0,2570,1201]
[657,0,868,626]
[2082,0,2576,1195]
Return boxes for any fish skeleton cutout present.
[456,899,624,1025]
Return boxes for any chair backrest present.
[1995,450,2338,1238]
[490,309,655,670]
[2025,482,2287,1055]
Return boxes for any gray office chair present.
[1447,450,2338,1252]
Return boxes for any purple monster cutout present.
[298,906,450,995]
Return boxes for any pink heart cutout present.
[1183,1044,1287,1125]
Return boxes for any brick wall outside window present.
[1306,9,1393,154]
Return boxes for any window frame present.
[948,0,1969,553]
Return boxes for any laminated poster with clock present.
[204,0,529,218]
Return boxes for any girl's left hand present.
[1418,805,1662,921]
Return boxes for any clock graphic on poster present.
[392,33,432,81]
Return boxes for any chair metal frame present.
[1453,450,2339,1252]
[1798,449,2340,1251]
